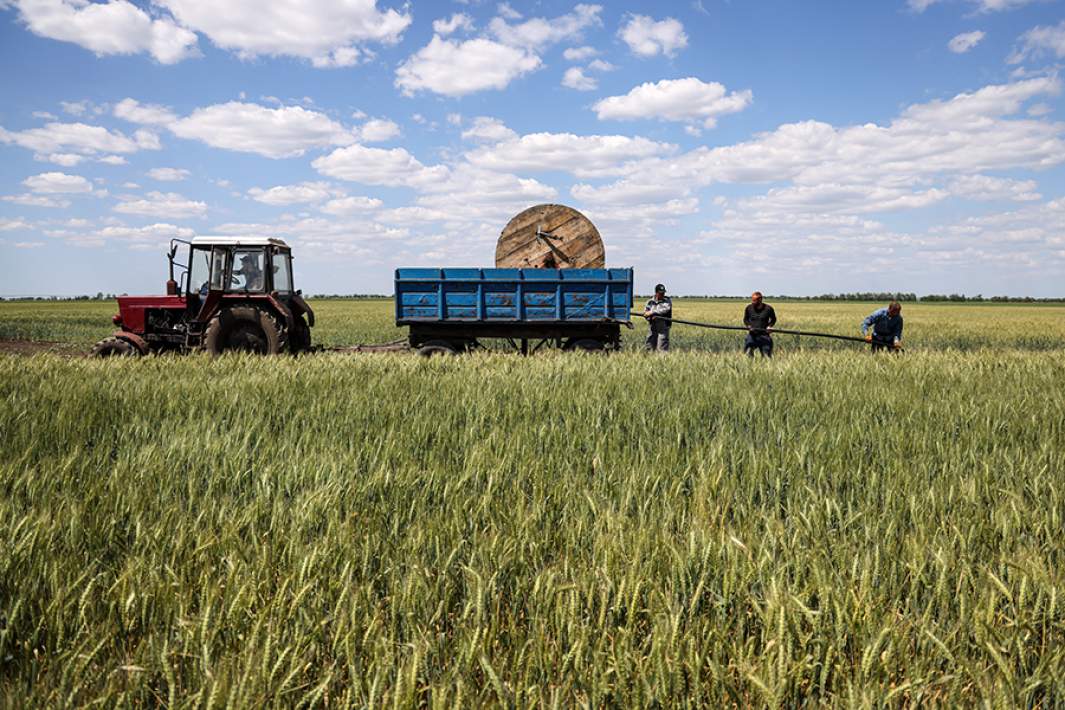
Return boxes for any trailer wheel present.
[290,315,312,354]
[90,337,138,357]
[417,339,459,357]
[564,338,606,352]
[204,306,286,355]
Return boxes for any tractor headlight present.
[112,313,123,326]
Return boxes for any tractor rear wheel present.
[90,337,138,357]
[204,306,286,355]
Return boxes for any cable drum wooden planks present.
[495,204,606,269]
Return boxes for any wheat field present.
[1,299,1064,706]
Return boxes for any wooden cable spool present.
[495,204,605,269]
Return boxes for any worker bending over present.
[861,301,904,351]
[743,291,777,357]
[643,283,672,352]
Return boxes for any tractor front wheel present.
[204,306,286,355]
[90,337,139,357]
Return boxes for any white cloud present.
[0,218,31,231]
[433,13,474,36]
[910,0,1036,11]
[98,155,128,165]
[496,3,522,21]
[114,191,207,218]
[949,174,1040,201]
[247,181,338,205]
[321,196,384,215]
[576,77,1065,216]
[488,4,602,47]
[412,165,558,222]
[9,0,199,63]
[14,241,45,248]
[169,102,353,158]
[562,67,597,91]
[587,58,615,72]
[618,14,687,57]
[358,118,401,142]
[113,98,179,125]
[974,0,1037,11]
[37,153,84,166]
[23,172,93,194]
[1,194,71,208]
[396,36,542,97]
[312,144,449,187]
[32,111,57,120]
[95,223,197,243]
[147,167,190,182]
[593,77,753,128]
[60,101,89,116]
[156,0,411,66]
[1008,21,1065,64]
[466,132,676,178]
[0,121,160,157]
[563,45,598,61]
[949,30,985,53]
[461,117,518,143]
[312,46,361,69]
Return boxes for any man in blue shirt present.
[861,301,903,351]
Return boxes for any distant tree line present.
[0,293,122,301]
[813,293,1064,303]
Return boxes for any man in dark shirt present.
[643,283,672,352]
[861,301,903,351]
[743,291,777,358]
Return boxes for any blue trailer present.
[395,267,634,354]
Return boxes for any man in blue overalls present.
[861,301,904,352]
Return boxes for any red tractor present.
[92,236,314,356]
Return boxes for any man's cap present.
[654,283,666,293]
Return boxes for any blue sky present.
[2,0,1064,297]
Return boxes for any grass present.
[1,300,1064,706]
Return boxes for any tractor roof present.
[190,236,290,248]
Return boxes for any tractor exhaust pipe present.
[166,242,179,295]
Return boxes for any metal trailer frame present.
[395,267,634,354]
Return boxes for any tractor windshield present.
[231,249,266,292]
[272,249,293,293]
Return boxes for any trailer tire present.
[564,338,606,352]
[417,339,459,357]
[90,336,138,357]
[204,306,286,355]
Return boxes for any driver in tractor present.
[232,254,263,291]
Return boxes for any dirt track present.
[0,340,85,356]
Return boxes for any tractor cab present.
[93,235,314,356]
[182,236,295,309]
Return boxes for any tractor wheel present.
[417,339,459,357]
[290,315,312,354]
[204,306,286,355]
[90,337,138,357]
[564,338,606,353]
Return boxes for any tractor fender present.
[266,293,296,331]
[290,293,315,327]
[113,330,149,354]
